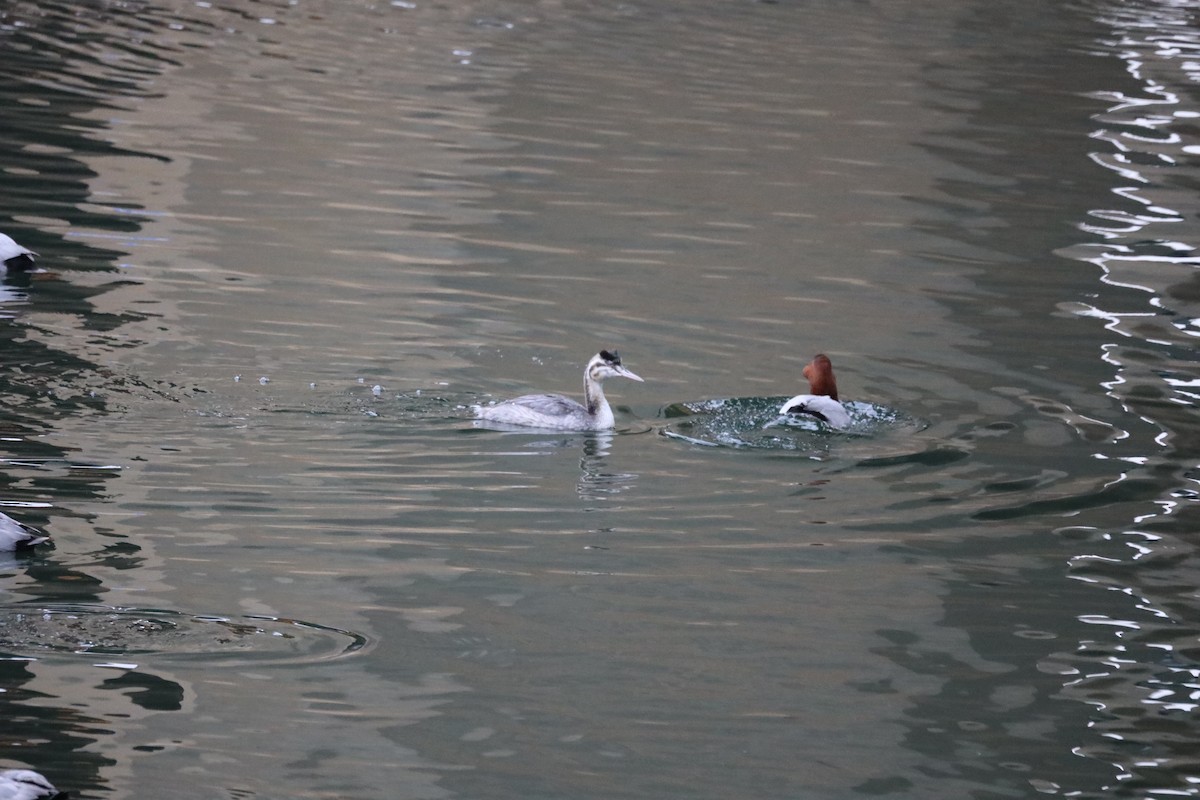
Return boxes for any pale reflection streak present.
[1054,2,1200,790]
[576,432,639,503]
[471,431,639,503]
[1068,4,1200,392]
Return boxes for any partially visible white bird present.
[474,349,644,431]
[779,353,852,429]
[0,769,68,800]
[0,512,51,551]
[1,233,38,272]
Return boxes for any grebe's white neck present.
[584,374,613,428]
[584,349,641,428]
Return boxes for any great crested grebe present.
[0,769,67,800]
[1,233,38,272]
[779,353,852,429]
[474,349,644,431]
[0,512,50,551]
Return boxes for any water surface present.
[4,1,1200,798]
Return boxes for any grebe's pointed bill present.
[594,349,644,382]
[614,364,644,382]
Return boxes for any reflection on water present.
[3,2,164,790]
[465,429,642,504]
[1049,4,1200,791]
[576,433,639,502]
[5,0,1200,797]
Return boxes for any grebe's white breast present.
[475,350,644,432]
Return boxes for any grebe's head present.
[802,353,838,400]
[589,350,644,383]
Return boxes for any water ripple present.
[0,604,370,667]
[658,396,922,452]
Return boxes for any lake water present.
[4,0,1200,797]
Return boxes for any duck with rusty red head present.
[779,353,851,429]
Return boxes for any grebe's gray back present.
[474,350,644,431]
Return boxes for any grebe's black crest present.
[599,349,620,364]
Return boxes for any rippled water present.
[4,0,1200,797]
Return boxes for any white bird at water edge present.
[0,233,38,272]
[0,512,51,551]
[0,769,68,800]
